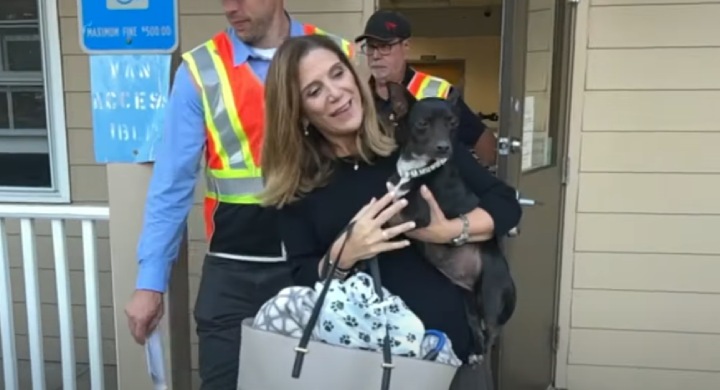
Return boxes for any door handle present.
[516,190,541,206]
[507,192,541,237]
[497,136,522,155]
[519,197,539,206]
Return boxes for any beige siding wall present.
[59,0,109,203]
[179,0,376,374]
[0,1,116,387]
[561,0,720,388]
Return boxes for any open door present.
[493,0,577,389]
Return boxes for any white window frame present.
[0,0,70,203]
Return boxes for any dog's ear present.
[446,87,461,107]
[387,82,411,119]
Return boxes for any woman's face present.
[298,48,364,141]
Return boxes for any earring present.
[302,120,310,136]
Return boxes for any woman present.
[261,35,522,387]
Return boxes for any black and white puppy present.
[383,82,516,364]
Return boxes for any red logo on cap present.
[385,21,397,31]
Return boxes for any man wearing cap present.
[356,10,487,154]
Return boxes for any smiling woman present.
[261,34,395,208]
[260,34,522,389]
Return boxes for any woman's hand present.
[404,185,460,244]
[406,185,497,244]
[330,191,416,269]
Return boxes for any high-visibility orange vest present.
[406,70,452,100]
[182,24,354,257]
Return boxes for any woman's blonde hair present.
[261,35,396,208]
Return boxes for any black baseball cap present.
[354,10,412,43]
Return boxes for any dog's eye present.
[447,117,458,127]
[417,119,429,127]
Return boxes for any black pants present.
[193,255,294,390]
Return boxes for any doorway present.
[375,0,577,389]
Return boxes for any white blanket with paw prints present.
[253,271,425,358]
[314,271,425,356]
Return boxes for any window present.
[0,0,69,202]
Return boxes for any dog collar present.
[399,157,448,179]
[388,156,449,198]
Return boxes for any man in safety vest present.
[355,10,489,158]
[124,0,353,388]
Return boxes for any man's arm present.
[135,63,206,293]
[452,87,486,149]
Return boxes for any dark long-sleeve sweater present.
[278,143,522,361]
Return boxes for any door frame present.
[494,0,579,388]
[546,0,579,387]
[553,0,586,388]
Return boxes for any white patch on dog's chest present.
[390,157,428,197]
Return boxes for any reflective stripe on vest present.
[184,38,263,204]
[205,174,265,203]
[303,24,355,59]
[184,42,255,172]
[407,71,452,100]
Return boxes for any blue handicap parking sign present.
[77,0,178,54]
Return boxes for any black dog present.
[382,82,516,364]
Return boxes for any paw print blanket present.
[252,271,462,367]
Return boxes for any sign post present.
[77,2,191,390]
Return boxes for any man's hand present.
[125,289,164,345]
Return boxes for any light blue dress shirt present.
[136,20,307,293]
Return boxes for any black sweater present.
[278,144,522,361]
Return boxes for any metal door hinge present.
[552,325,560,352]
[561,156,569,185]
[568,0,580,4]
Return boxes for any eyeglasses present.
[360,40,402,56]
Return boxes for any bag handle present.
[367,254,394,390]
[292,221,394,390]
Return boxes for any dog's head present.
[386,81,462,161]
